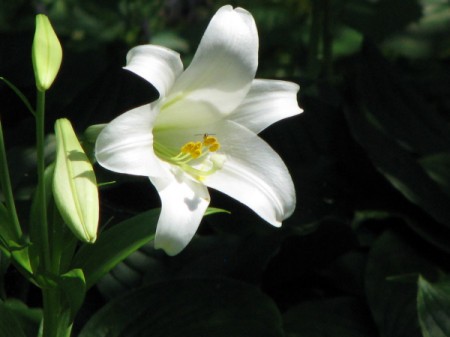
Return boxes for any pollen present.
[202,134,220,152]
[203,134,217,146]
[180,141,203,158]
[208,142,220,152]
[178,134,221,160]
[181,141,195,154]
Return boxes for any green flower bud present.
[32,14,62,91]
[53,119,99,243]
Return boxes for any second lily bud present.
[53,118,99,243]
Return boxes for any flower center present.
[154,134,225,180]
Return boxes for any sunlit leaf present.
[58,269,86,321]
[72,209,159,289]
[417,275,450,337]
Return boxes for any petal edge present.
[124,45,183,98]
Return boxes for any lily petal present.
[228,79,303,134]
[204,121,295,226]
[124,45,183,98]
[164,5,258,117]
[95,104,166,178]
[152,169,210,255]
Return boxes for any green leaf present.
[0,300,41,337]
[29,164,55,273]
[53,118,99,243]
[0,202,14,246]
[345,43,450,251]
[79,278,283,337]
[419,152,450,197]
[98,230,285,299]
[417,275,450,337]
[58,268,86,321]
[365,230,437,337]
[72,209,159,289]
[283,297,377,337]
[0,77,34,115]
[0,303,27,337]
[204,207,231,216]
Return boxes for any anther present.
[203,134,217,146]
[208,143,220,152]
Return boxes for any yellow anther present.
[203,134,218,146]
[191,149,202,158]
[181,141,196,154]
[180,141,203,158]
[208,142,220,152]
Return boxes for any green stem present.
[42,289,59,337]
[36,90,51,270]
[36,90,64,337]
[43,287,72,337]
[0,118,22,240]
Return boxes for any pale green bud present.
[32,14,62,91]
[84,124,107,144]
[53,119,99,243]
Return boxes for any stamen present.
[208,143,220,152]
[155,134,224,181]
[203,135,217,146]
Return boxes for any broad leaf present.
[72,209,159,289]
[283,297,377,337]
[0,299,41,337]
[79,278,283,337]
[345,43,450,252]
[0,304,27,337]
[58,268,86,321]
[417,275,450,337]
[419,153,450,197]
[365,230,437,337]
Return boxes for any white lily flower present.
[95,5,303,255]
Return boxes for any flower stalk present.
[35,90,51,271]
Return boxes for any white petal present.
[163,5,258,118]
[204,121,296,226]
[124,45,183,98]
[95,104,166,178]
[228,79,303,134]
[152,169,210,256]
[155,98,222,129]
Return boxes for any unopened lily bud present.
[32,14,62,91]
[53,118,99,243]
